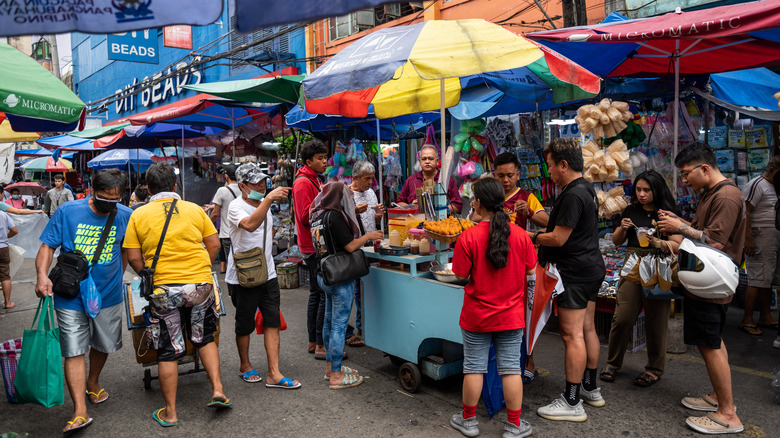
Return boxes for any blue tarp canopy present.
[87,149,155,172]
[710,68,780,111]
[35,134,95,151]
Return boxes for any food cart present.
[123,273,226,390]
[362,188,468,392]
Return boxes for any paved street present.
[1,258,779,437]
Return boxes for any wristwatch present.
[532,231,542,244]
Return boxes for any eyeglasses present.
[680,164,704,179]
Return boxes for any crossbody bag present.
[139,199,177,300]
[49,208,117,299]
[231,213,270,288]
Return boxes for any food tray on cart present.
[377,245,411,256]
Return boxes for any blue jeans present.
[461,328,524,375]
[354,281,362,333]
[318,275,355,372]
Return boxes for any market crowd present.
[22,137,770,437]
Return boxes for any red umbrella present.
[4,182,46,196]
[526,264,564,354]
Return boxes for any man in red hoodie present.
[293,140,329,357]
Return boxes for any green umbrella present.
[70,123,130,139]
[182,75,304,104]
[0,43,86,130]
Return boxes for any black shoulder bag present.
[319,211,370,286]
[139,199,177,300]
[49,208,117,299]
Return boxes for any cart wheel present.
[388,355,405,367]
[398,362,422,393]
[143,369,152,390]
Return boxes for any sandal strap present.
[705,412,731,427]
[702,394,718,407]
[68,416,88,425]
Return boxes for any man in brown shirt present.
[657,142,745,435]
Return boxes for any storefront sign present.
[164,25,192,49]
[107,30,159,63]
[114,57,202,115]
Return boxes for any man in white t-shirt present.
[740,156,780,338]
[210,164,240,274]
[226,163,300,388]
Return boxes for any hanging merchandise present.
[596,186,629,218]
[575,99,633,139]
[582,139,632,183]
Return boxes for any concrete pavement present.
[1,257,779,437]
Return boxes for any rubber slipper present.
[345,336,365,347]
[266,377,301,390]
[3,302,15,310]
[738,323,762,336]
[600,367,616,383]
[522,369,538,384]
[757,321,779,329]
[238,369,262,383]
[86,388,109,404]
[152,408,178,427]
[314,351,348,361]
[64,416,93,434]
[633,372,661,387]
[329,373,364,389]
[323,366,359,380]
[207,397,233,408]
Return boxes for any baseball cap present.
[235,163,269,185]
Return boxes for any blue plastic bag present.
[80,269,101,318]
[482,335,528,418]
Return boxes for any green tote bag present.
[13,295,64,407]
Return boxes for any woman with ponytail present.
[449,178,537,438]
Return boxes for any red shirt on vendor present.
[397,145,462,213]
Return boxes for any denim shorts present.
[461,328,524,375]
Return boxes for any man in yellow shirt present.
[124,163,230,427]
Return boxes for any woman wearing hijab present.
[310,182,383,389]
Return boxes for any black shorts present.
[157,305,218,362]
[219,238,232,263]
[231,278,281,336]
[556,279,603,309]
[684,298,728,349]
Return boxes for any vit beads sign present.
[107,30,159,64]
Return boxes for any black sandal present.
[599,367,616,383]
[633,372,660,387]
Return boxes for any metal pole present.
[231,108,236,163]
[672,41,680,199]
[440,78,446,160]
[533,0,557,29]
[181,125,186,200]
[376,118,384,233]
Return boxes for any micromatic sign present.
[0,92,78,117]
[567,16,743,42]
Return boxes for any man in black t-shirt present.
[531,138,606,423]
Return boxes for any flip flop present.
[265,377,301,390]
[738,323,762,336]
[207,397,233,408]
[152,408,178,427]
[86,388,109,404]
[522,369,538,384]
[3,302,15,310]
[238,369,262,383]
[757,321,779,329]
[329,373,364,389]
[345,336,365,347]
[64,416,93,434]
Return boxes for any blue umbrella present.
[87,149,155,172]
[285,104,440,138]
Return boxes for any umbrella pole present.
[440,78,446,159]
[232,108,236,163]
[672,41,680,199]
[181,126,186,200]
[376,118,384,233]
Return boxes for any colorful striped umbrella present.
[20,157,72,173]
[302,19,600,120]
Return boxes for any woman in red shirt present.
[450,178,538,438]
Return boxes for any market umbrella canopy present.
[0,43,86,132]
[235,0,397,32]
[285,104,440,138]
[126,99,280,130]
[527,0,780,77]
[4,182,46,196]
[303,19,600,118]
[21,157,72,173]
[88,149,155,172]
[0,120,39,143]
[36,134,95,151]
[182,75,304,104]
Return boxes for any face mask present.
[11,195,19,199]
[93,197,118,214]
[248,190,265,201]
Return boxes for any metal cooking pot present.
[429,262,468,285]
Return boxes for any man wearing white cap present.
[226,163,300,389]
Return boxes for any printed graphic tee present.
[40,199,132,311]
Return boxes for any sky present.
[55,33,72,77]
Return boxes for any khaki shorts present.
[745,227,780,288]
[0,246,9,282]
[56,303,123,358]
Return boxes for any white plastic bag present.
[8,244,24,278]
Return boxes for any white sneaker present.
[537,395,588,422]
[450,412,480,437]
[773,336,780,349]
[503,419,533,438]
[580,385,605,407]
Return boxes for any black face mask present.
[93,198,118,214]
